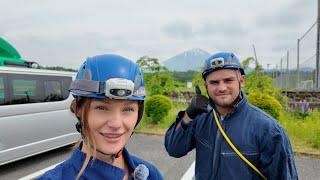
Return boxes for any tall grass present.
[279,110,320,149]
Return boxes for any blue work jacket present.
[38,145,163,180]
[165,96,298,180]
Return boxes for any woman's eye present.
[123,107,135,112]
[95,106,107,111]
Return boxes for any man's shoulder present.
[244,103,282,127]
[246,103,275,119]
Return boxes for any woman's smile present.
[99,132,124,142]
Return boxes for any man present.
[164,52,298,179]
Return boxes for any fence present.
[271,21,319,91]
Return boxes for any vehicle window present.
[62,78,72,99]
[0,78,4,99]
[11,79,38,104]
[13,79,36,96]
[6,73,72,105]
[0,74,7,105]
[44,80,63,101]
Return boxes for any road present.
[0,134,319,180]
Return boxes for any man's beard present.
[213,97,234,108]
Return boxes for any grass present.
[279,110,320,155]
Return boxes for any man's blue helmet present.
[69,54,145,101]
[202,52,245,79]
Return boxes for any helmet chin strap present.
[96,148,123,163]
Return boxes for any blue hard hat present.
[202,52,245,79]
[69,54,145,101]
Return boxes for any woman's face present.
[87,98,138,156]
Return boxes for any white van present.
[0,66,80,166]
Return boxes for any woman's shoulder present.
[36,161,69,180]
[130,155,164,180]
[36,154,79,180]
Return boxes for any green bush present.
[145,95,173,124]
[248,92,282,119]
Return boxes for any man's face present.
[205,69,244,109]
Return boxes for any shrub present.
[247,92,282,119]
[145,95,173,124]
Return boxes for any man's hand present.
[185,85,209,119]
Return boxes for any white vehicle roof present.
[0,66,76,77]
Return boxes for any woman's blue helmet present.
[69,54,145,101]
[202,52,245,79]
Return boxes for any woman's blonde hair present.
[70,97,97,179]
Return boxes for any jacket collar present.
[69,144,139,178]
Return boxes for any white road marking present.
[18,162,62,180]
[181,161,195,180]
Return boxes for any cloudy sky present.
[0,0,317,69]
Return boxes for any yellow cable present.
[213,110,267,180]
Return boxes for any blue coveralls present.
[38,145,163,180]
[165,96,298,180]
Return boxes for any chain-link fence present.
[272,21,319,91]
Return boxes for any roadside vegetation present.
[134,56,320,155]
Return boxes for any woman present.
[38,54,163,180]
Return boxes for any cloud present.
[0,0,316,69]
[197,19,248,38]
[5,33,128,68]
[256,0,315,29]
[162,20,194,39]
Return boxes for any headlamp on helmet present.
[105,78,134,99]
[209,57,224,69]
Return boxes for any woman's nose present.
[106,112,122,129]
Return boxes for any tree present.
[242,57,263,73]
[242,57,287,108]
[242,57,275,96]
[136,56,168,73]
[143,72,175,96]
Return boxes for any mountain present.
[162,48,210,72]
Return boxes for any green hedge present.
[145,95,173,124]
[248,92,282,119]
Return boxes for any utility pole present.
[316,0,320,89]
[286,51,289,94]
[276,64,279,87]
[252,44,258,66]
[280,58,283,88]
[297,39,300,89]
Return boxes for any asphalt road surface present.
[0,134,319,180]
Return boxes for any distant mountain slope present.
[162,48,210,72]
